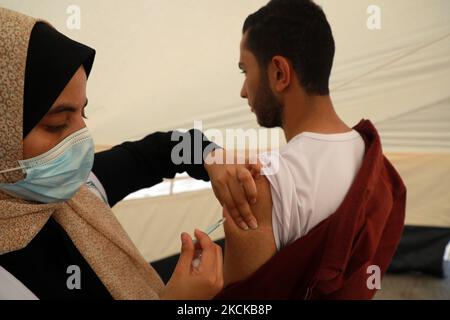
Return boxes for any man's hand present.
[204,149,261,230]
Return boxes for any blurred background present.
[1,0,449,299]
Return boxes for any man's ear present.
[270,56,291,92]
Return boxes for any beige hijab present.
[0,7,164,299]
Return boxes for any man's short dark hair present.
[243,0,335,95]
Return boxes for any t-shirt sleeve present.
[258,151,304,251]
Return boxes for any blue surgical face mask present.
[0,127,94,203]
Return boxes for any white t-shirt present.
[86,172,109,205]
[259,130,365,251]
[0,266,38,300]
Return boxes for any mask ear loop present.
[0,165,25,175]
[0,164,26,186]
[0,127,91,175]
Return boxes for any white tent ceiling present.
[1,0,449,152]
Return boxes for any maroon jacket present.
[215,119,407,300]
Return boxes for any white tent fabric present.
[2,0,449,148]
[1,0,449,261]
[113,189,224,262]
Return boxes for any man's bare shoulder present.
[223,175,277,286]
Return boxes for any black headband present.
[23,22,96,138]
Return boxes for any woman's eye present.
[45,124,68,133]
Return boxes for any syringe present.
[192,218,226,268]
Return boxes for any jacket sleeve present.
[92,129,219,207]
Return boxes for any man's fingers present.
[227,179,258,230]
[237,166,257,204]
[175,232,195,274]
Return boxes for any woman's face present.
[23,66,89,160]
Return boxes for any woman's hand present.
[204,149,262,231]
[160,230,224,300]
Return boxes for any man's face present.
[239,32,283,128]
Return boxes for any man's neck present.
[282,94,351,142]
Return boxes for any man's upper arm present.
[223,175,277,286]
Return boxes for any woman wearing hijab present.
[0,7,258,300]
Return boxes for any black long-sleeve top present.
[0,129,216,300]
[93,130,214,207]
